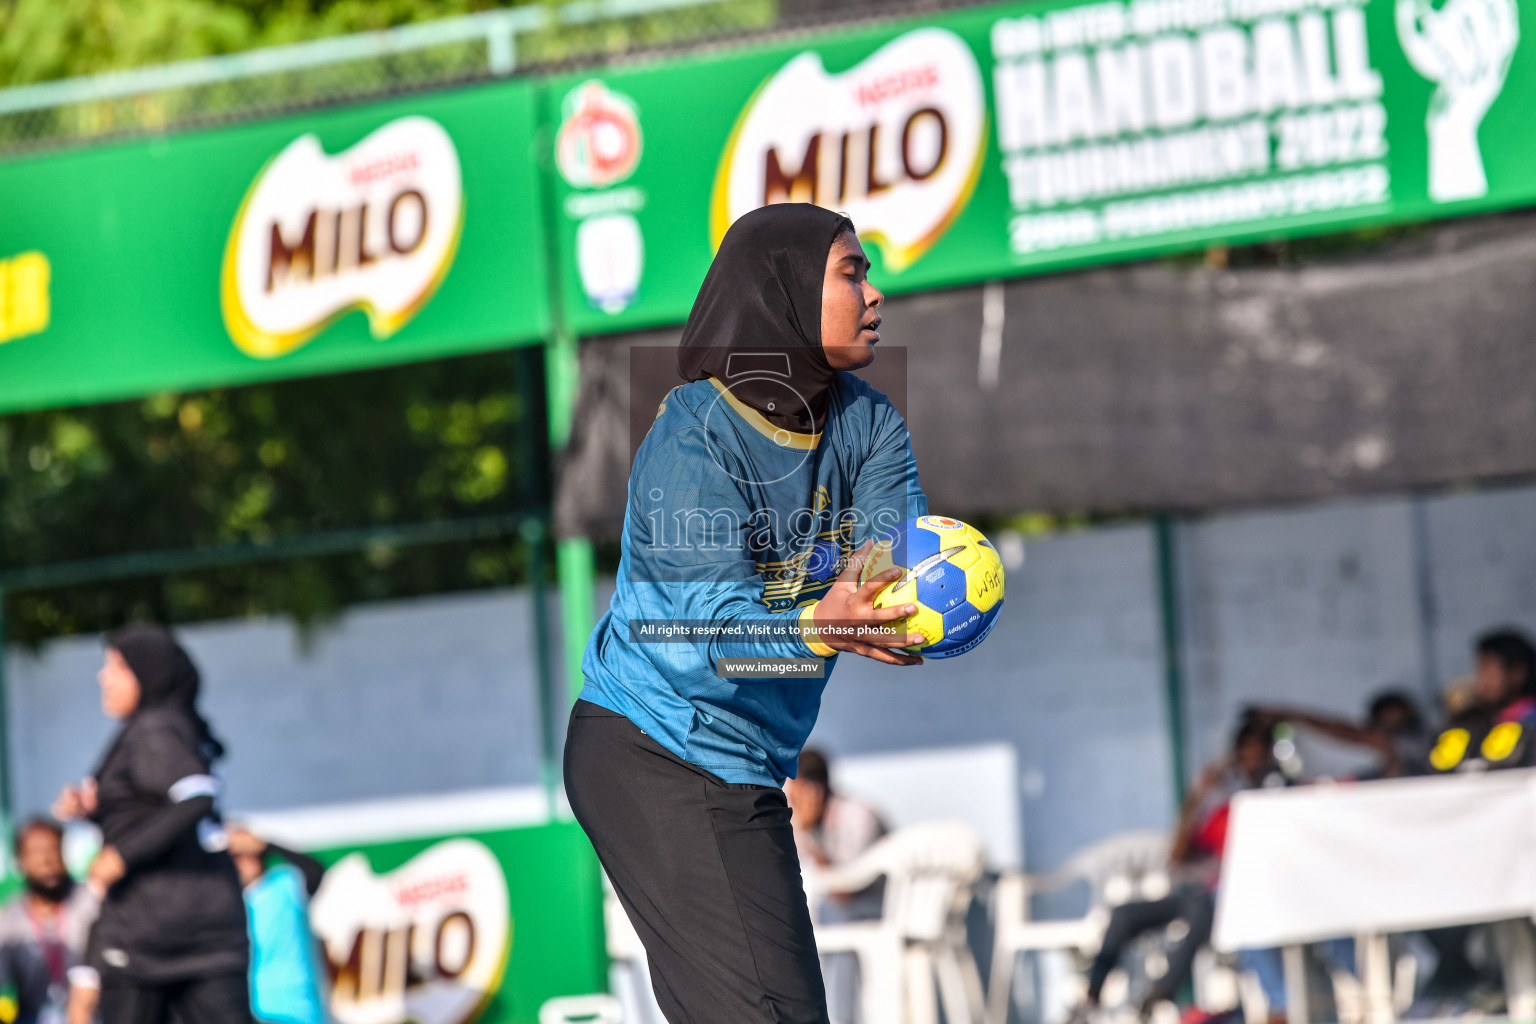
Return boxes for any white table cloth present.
[1215,767,1536,951]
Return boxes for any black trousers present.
[1086,885,1215,1002]
[565,700,829,1024]
[99,972,254,1024]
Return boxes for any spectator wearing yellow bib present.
[1429,629,1536,773]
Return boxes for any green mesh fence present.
[0,0,777,154]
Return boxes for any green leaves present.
[0,0,774,91]
[0,0,255,87]
[0,0,775,642]
[0,352,545,646]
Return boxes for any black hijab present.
[678,204,854,435]
[108,623,225,760]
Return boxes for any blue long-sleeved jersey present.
[579,372,927,785]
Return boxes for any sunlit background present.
[4,0,1536,1021]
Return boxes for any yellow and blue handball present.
[858,515,1005,659]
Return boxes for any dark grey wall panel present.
[557,211,1536,535]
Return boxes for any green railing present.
[0,0,774,153]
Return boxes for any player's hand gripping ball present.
[858,516,1005,658]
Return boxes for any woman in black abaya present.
[55,624,252,1024]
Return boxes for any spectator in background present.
[1429,628,1536,772]
[785,748,886,872]
[1440,675,1478,720]
[785,748,887,1024]
[226,828,328,1024]
[0,819,100,1024]
[1073,719,1283,1022]
[53,623,251,1024]
[1252,690,1430,778]
[1419,629,1536,1016]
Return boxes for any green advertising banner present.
[0,81,549,415]
[308,821,606,1024]
[545,0,1536,334]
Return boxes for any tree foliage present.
[0,0,1446,646]
[0,350,546,647]
[0,0,779,645]
[0,0,774,90]
[0,0,495,87]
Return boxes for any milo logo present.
[711,27,988,272]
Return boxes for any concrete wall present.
[1178,481,1536,779]
[5,590,548,819]
[7,480,1535,874]
[1177,496,1433,778]
[1422,486,1536,685]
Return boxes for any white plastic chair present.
[810,819,988,1024]
[602,873,665,1024]
[986,829,1171,1024]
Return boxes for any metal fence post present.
[0,469,12,874]
[533,75,599,709]
[523,518,560,820]
[0,583,12,878]
[1154,513,1188,805]
[515,345,561,819]
[486,20,517,75]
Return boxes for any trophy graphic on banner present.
[1397,0,1520,202]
